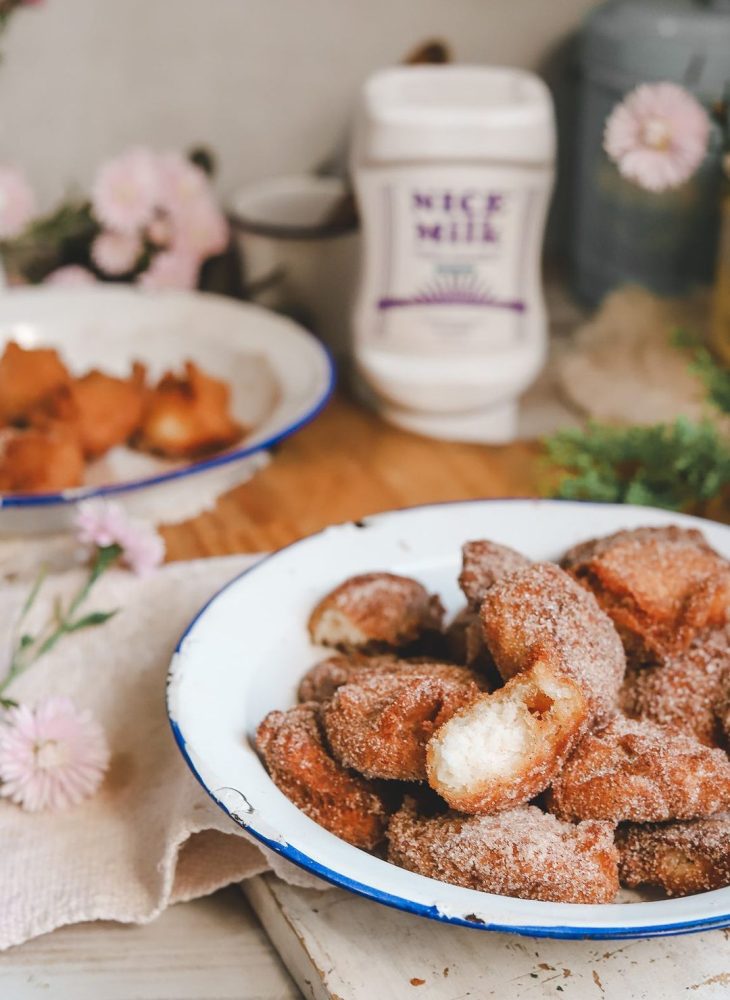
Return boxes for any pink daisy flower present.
[158,151,208,212]
[91,230,142,276]
[0,166,36,240]
[604,82,710,193]
[0,697,109,812]
[137,248,200,290]
[172,195,229,258]
[147,213,174,247]
[74,499,165,576]
[91,148,161,235]
[44,265,97,287]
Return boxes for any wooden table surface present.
[161,391,541,560]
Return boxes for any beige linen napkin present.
[0,554,315,951]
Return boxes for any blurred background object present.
[229,174,359,358]
[571,0,730,306]
[351,65,555,443]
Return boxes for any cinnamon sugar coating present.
[387,800,619,904]
[308,573,445,652]
[620,629,730,746]
[298,653,398,703]
[561,526,730,664]
[322,667,482,781]
[256,703,390,850]
[458,540,531,610]
[481,562,625,721]
[547,716,730,823]
[298,653,483,704]
[617,815,730,897]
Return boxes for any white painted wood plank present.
[246,874,730,1000]
[0,888,299,1000]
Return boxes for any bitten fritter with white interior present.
[322,666,483,782]
[135,361,242,459]
[0,342,71,423]
[458,539,531,610]
[426,659,589,814]
[547,715,730,824]
[561,526,730,664]
[308,573,444,652]
[387,799,619,904]
[481,562,626,722]
[617,815,730,897]
[256,703,390,850]
[620,629,730,747]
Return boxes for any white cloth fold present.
[0,554,317,952]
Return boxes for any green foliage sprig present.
[544,418,730,514]
[671,329,730,414]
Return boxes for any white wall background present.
[0,0,598,210]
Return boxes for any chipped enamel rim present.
[167,499,730,939]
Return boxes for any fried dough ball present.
[426,659,589,814]
[256,703,389,850]
[308,573,445,652]
[387,799,619,904]
[481,562,625,722]
[0,426,84,493]
[322,667,483,781]
[0,342,71,423]
[31,364,147,459]
[620,629,730,746]
[617,815,730,897]
[298,653,395,703]
[298,653,487,704]
[135,361,242,459]
[547,716,730,824]
[458,539,530,610]
[561,526,730,664]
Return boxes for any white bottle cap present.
[356,66,555,166]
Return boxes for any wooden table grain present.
[160,392,541,560]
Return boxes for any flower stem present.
[0,544,122,699]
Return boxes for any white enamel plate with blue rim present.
[168,500,730,939]
[0,287,334,533]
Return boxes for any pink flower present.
[137,248,200,290]
[0,166,36,240]
[604,82,710,193]
[147,213,173,247]
[91,147,161,234]
[74,499,165,575]
[158,152,208,212]
[91,230,142,276]
[0,697,109,812]
[44,265,97,287]
[172,195,228,258]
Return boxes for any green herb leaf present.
[543,418,730,513]
[65,609,118,632]
[671,328,730,414]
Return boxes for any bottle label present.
[358,165,546,354]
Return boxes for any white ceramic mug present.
[229,175,360,359]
